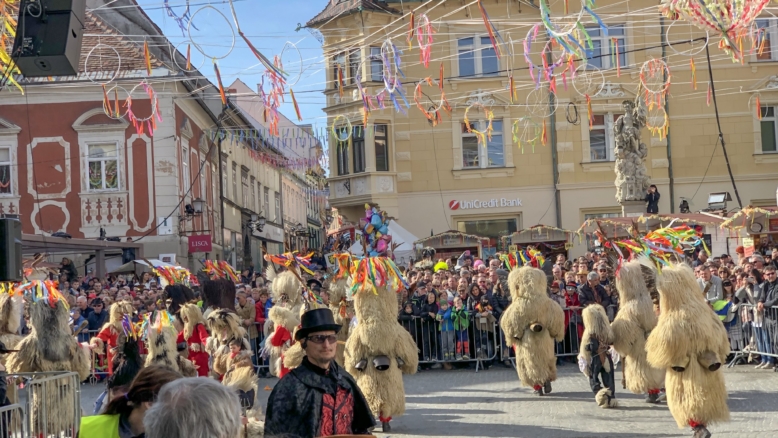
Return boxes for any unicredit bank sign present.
[449,198,522,210]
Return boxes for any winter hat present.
[473,259,485,269]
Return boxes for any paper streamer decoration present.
[416,13,434,68]
[639,58,671,106]
[380,40,410,114]
[413,77,451,126]
[464,102,494,147]
[144,40,152,76]
[477,0,504,60]
[512,117,540,154]
[214,61,227,106]
[523,24,567,88]
[227,0,286,77]
[164,0,196,36]
[125,81,162,136]
[290,88,303,122]
[203,260,240,283]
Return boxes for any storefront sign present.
[743,237,755,257]
[188,234,213,253]
[449,198,522,210]
[770,218,778,232]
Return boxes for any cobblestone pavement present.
[79,361,777,438]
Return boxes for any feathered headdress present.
[350,256,408,297]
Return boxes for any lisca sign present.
[188,234,213,253]
[449,198,522,210]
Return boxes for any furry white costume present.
[610,260,665,401]
[646,263,729,438]
[264,266,303,377]
[90,301,134,376]
[221,349,264,438]
[144,312,198,377]
[0,292,24,358]
[345,258,418,433]
[328,277,353,366]
[7,296,91,436]
[206,308,250,378]
[499,266,565,395]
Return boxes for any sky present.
[137,0,328,126]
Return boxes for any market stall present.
[414,230,487,264]
[720,206,778,254]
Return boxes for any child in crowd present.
[452,297,470,360]
[437,300,455,361]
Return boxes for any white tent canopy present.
[348,220,418,264]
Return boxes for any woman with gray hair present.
[143,377,242,438]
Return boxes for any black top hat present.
[295,308,342,341]
[307,279,323,290]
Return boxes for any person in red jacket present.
[176,303,210,377]
[90,301,134,376]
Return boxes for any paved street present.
[79,362,777,438]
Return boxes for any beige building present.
[308,0,778,257]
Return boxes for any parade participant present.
[610,260,665,403]
[93,319,143,414]
[346,257,418,432]
[327,253,354,366]
[80,365,183,438]
[90,301,135,376]
[143,311,198,377]
[647,264,730,438]
[206,308,250,379]
[499,266,565,396]
[579,304,617,408]
[265,307,375,437]
[0,290,23,359]
[176,303,210,377]
[414,247,436,270]
[161,284,195,318]
[221,338,264,438]
[264,264,304,377]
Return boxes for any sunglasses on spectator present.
[766,272,777,276]
[307,334,338,344]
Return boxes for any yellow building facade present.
[309,0,778,257]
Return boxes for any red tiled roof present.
[81,12,164,73]
[306,0,401,27]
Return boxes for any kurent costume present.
[499,266,565,395]
[222,348,264,438]
[610,260,665,402]
[206,308,250,379]
[143,311,197,377]
[0,291,24,360]
[579,304,617,408]
[265,308,375,437]
[90,301,134,375]
[646,264,730,438]
[345,257,418,432]
[176,303,210,377]
[264,266,304,378]
[327,253,354,366]
[7,289,91,436]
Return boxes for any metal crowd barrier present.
[6,371,81,438]
[0,403,24,438]
[726,303,778,368]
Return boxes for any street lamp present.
[249,213,266,232]
[192,198,205,214]
[181,198,205,222]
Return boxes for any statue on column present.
[614,100,650,203]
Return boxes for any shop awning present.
[577,213,729,237]
[720,206,778,233]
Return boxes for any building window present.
[353,126,365,173]
[589,114,621,162]
[241,169,249,207]
[264,186,270,217]
[274,191,281,222]
[221,158,228,199]
[336,131,349,176]
[0,147,12,195]
[349,49,361,84]
[250,177,256,211]
[369,47,382,81]
[231,162,238,201]
[757,19,778,61]
[760,106,778,152]
[88,143,119,191]
[457,36,498,77]
[586,25,626,69]
[461,119,504,168]
[375,124,389,171]
[181,147,190,196]
[199,159,206,200]
[332,52,346,90]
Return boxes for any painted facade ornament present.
[613,100,650,203]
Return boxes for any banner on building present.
[188,234,213,253]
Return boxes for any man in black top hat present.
[264,308,375,437]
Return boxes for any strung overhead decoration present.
[380,39,410,114]
[523,24,567,89]
[125,81,162,136]
[413,77,451,126]
[512,116,541,154]
[164,0,197,36]
[639,58,671,106]
[416,13,434,68]
[463,101,494,147]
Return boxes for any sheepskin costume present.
[177,303,210,377]
[144,313,198,377]
[201,278,237,314]
[499,266,565,395]
[345,265,418,432]
[281,301,326,371]
[646,263,729,437]
[90,301,135,375]
[265,266,303,377]
[7,297,91,436]
[579,304,617,409]
[0,292,24,357]
[328,277,354,366]
[611,260,665,400]
[206,309,250,378]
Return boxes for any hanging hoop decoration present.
[172,40,205,72]
[523,24,568,88]
[665,19,709,57]
[463,102,494,147]
[572,63,605,97]
[646,102,669,139]
[331,115,352,142]
[566,102,580,125]
[526,87,559,118]
[101,85,131,120]
[164,0,196,36]
[126,81,162,136]
[660,0,768,62]
[84,43,122,85]
[380,39,410,114]
[748,93,764,120]
[414,77,451,126]
[512,117,541,154]
[188,5,236,60]
[539,0,608,56]
[639,58,671,105]
[416,13,434,68]
[279,41,304,87]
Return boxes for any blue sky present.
[138,0,327,125]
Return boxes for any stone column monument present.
[613,100,650,216]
